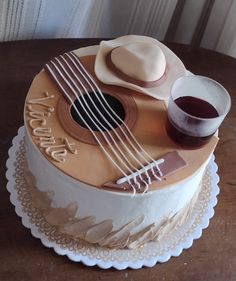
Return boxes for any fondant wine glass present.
[166,75,231,148]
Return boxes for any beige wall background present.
[0,0,236,57]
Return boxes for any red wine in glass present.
[166,96,219,148]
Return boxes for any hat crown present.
[110,42,166,82]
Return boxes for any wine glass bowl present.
[166,75,231,148]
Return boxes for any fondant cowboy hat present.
[94,35,186,100]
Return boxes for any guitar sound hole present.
[71,92,125,132]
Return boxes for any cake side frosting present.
[25,128,210,248]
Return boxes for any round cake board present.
[6,126,220,270]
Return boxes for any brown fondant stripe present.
[45,53,97,103]
[45,60,75,104]
[54,54,90,95]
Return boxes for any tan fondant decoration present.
[110,43,166,82]
[25,166,201,249]
[105,43,167,88]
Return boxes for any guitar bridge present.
[103,151,187,193]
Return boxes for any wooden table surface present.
[0,39,236,281]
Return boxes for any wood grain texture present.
[1,39,236,281]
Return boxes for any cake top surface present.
[24,47,218,193]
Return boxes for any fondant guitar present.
[26,51,217,193]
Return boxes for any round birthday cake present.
[23,35,218,249]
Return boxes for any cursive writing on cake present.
[27,92,77,162]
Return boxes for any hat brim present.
[94,35,187,100]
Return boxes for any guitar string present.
[49,60,142,188]
[46,50,165,189]
[61,54,156,183]
[52,57,148,188]
[54,57,149,187]
[67,52,160,179]
[45,63,137,194]
[67,52,162,179]
[64,55,162,194]
[56,55,152,186]
[68,51,162,177]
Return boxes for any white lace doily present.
[6,127,220,269]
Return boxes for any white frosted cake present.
[23,36,218,249]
